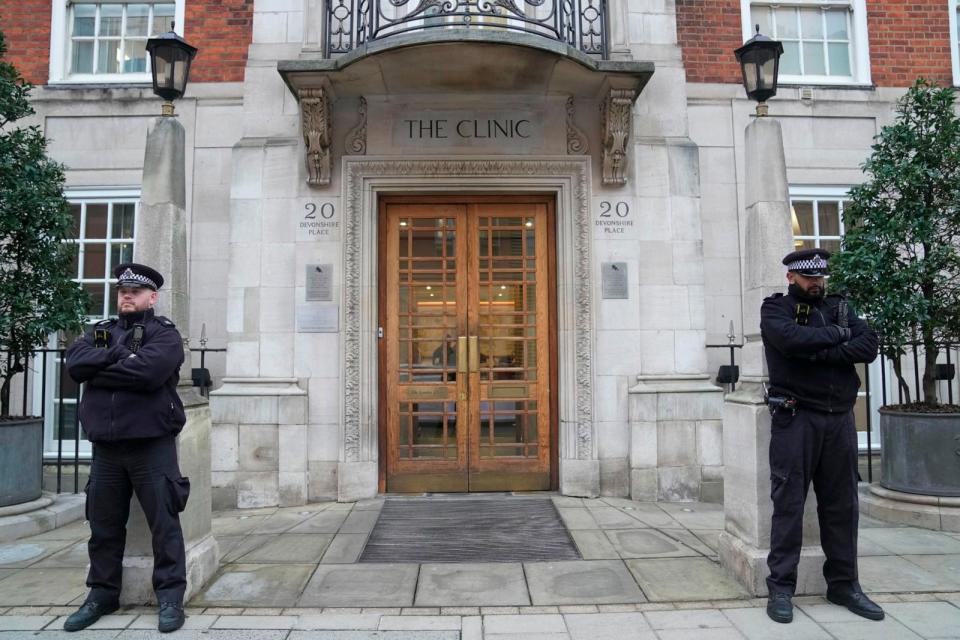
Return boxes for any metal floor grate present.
[359,496,581,563]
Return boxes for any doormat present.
[359,496,582,563]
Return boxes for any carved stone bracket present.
[600,88,636,185]
[345,96,367,155]
[299,88,332,186]
[566,96,588,155]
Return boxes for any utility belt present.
[765,394,798,417]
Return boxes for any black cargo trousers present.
[766,407,859,595]
[85,435,189,606]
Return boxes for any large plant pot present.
[0,417,43,507]
[880,408,960,497]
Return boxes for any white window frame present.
[741,0,872,86]
[33,187,140,459]
[950,1,960,87]
[48,0,185,84]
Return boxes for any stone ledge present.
[0,493,84,543]
[861,484,960,532]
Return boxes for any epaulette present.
[155,315,176,327]
[94,318,115,326]
[765,292,784,300]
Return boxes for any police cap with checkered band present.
[113,263,164,291]
[782,248,831,277]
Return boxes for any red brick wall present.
[676,0,744,84]
[0,0,52,85]
[0,0,253,86]
[866,0,952,86]
[677,0,955,87]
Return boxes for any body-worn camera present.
[767,395,798,417]
[94,329,110,348]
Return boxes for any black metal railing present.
[324,0,609,58]
[5,339,225,495]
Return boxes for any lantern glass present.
[735,31,784,105]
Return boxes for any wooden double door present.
[378,197,557,493]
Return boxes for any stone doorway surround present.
[338,156,599,501]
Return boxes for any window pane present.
[111,243,134,268]
[69,204,82,237]
[153,4,175,35]
[126,4,150,36]
[84,282,106,316]
[97,39,121,73]
[819,201,840,235]
[826,9,849,39]
[828,42,851,76]
[111,203,136,238]
[83,243,107,278]
[775,7,798,38]
[752,7,772,36]
[800,8,822,39]
[73,5,97,36]
[100,4,123,36]
[802,41,826,75]
[820,239,841,254]
[781,41,801,75]
[71,41,94,74]
[85,204,108,238]
[793,202,814,236]
[123,39,147,72]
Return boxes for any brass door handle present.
[469,336,479,373]
[457,337,467,374]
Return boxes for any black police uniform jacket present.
[761,289,879,413]
[65,309,186,442]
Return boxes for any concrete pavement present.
[1,494,960,638]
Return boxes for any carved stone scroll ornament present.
[600,88,636,185]
[299,88,332,186]
[566,96,588,155]
[345,96,367,155]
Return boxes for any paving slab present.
[353,499,385,511]
[797,603,878,623]
[564,612,655,639]
[49,614,137,630]
[415,563,529,607]
[25,521,89,542]
[657,503,725,530]
[290,633,459,640]
[321,534,368,564]
[377,615,461,630]
[605,529,698,559]
[250,511,318,534]
[691,530,721,553]
[586,507,648,529]
[0,541,72,569]
[626,558,751,602]
[618,504,682,528]
[32,541,89,568]
[234,534,333,564]
[299,564,418,607]
[4,632,121,640]
[220,535,275,563]
[821,618,922,640]
[0,568,87,606]
[294,614,382,630]
[644,608,733,629]
[860,528,960,555]
[191,563,316,608]
[884,601,960,638]
[722,606,830,639]
[127,614,217,629]
[857,555,960,592]
[567,530,619,560]
[656,629,747,640]
[339,510,380,534]
[899,554,960,588]
[555,508,598,530]
[0,570,14,582]
[211,515,269,537]
[524,560,646,605]
[212,615,297,629]
[0,616,56,631]
[550,497,585,508]
[288,511,350,534]
[856,536,894,556]
[483,613,566,634]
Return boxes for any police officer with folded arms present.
[63,263,189,633]
[761,248,884,624]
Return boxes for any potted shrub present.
[0,30,88,506]
[831,79,960,497]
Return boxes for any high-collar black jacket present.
[761,291,879,413]
[65,308,186,442]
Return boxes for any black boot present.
[63,601,119,632]
[766,592,793,623]
[158,602,185,633]
[827,586,885,620]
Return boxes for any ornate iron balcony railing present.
[324,0,609,58]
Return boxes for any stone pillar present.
[120,114,219,605]
[717,116,824,596]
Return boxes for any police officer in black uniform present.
[63,263,189,633]
[761,248,884,624]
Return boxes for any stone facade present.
[3,0,955,506]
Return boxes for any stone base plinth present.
[560,458,600,497]
[0,493,84,543]
[861,483,960,532]
[717,531,826,596]
[337,461,377,502]
[119,533,219,605]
